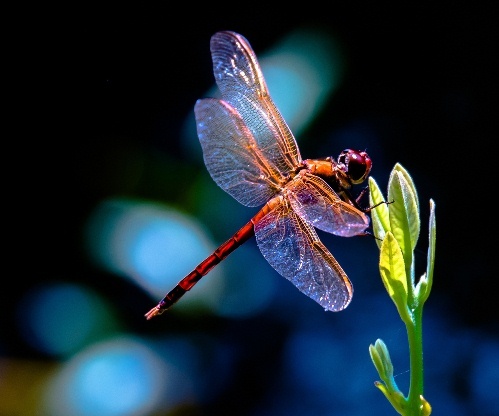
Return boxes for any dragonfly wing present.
[254,197,353,311]
[208,31,301,176]
[195,98,280,207]
[287,172,370,237]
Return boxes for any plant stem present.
[406,305,424,415]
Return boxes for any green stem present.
[406,305,424,415]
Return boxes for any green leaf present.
[414,273,428,301]
[419,199,436,304]
[370,339,409,415]
[373,382,407,415]
[368,177,389,247]
[388,168,420,255]
[369,339,394,384]
[369,342,385,379]
[379,232,407,296]
[394,163,419,212]
[379,232,411,323]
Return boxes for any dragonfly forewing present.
[287,172,370,237]
[254,196,353,312]
[195,98,280,207]
[209,31,301,177]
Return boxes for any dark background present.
[7,3,497,415]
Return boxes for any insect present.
[145,31,372,320]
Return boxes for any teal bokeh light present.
[84,198,219,300]
[17,283,117,357]
[261,28,344,137]
[84,197,277,315]
[84,197,279,318]
[182,27,345,160]
[43,337,168,416]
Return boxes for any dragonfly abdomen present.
[144,197,280,319]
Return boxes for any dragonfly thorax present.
[301,149,372,208]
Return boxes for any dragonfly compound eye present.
[339,149,372,184]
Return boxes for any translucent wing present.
[195,98,280,207]
[286,172,370,237]
[254,196,353,311]
[206,31,301,177]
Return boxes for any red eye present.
[338,149,372,184]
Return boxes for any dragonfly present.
[145,31,373,320]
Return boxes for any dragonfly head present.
[338,149,372,185]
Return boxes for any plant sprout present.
[368,163,436,416]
